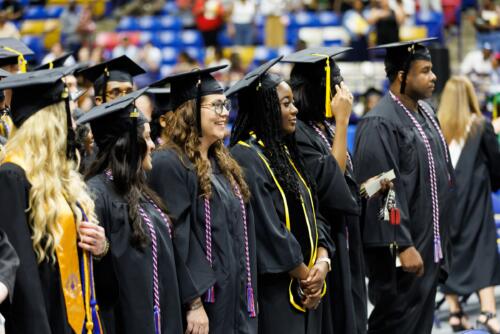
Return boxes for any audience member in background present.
[135,42,162,87]
[474,0,500,32]
[76,4,96,48]
[0,11,18,39]
[207,47,230,82]
[343,0,370,61]
[461,42,494,108]
[41,43,76,67]
[60,0,81,53]
[228,0,256,46]
[224,52,246,87]
[0,0,22,21]
[260,0,288,48]
[193,0,226,49]
[362,87,383,116]
[172,50,199,73]
[112,36,140,64]
[112,0,165,17]
[365,0,405,45]
[419,0,441,13]
[438,76,500,333]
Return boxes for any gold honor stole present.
[3,153,85,333]
[238,135,326,312]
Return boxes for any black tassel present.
[102,68,109,103]
[64,87,77,161]
[196,76,202,136]
[129,106,139,173]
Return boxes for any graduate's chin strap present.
[399,45,416,95]
[2,46,27,73]
[63,85,78,161]
[311,54,332,119]
[102,67,109,104]
[129,104,139,172]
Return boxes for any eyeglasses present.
[201,100,231,115]
[106,87,134,99]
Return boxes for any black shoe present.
[477,311,500,334]
[449,310,469,332]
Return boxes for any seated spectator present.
[135,42,162,87]
[365,0,405,45]
[475,0,500,32]
[228,0,256,46]
[0,0,22,21]
[461,42,494,108]
[343,0,370,61]
[60,0,81,52]
[41,42,76,67]
[207,46,230,81]
[0,10,19,39]
[112,36,140,63]
[172,50,199,73]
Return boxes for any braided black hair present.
[230,84,315,198]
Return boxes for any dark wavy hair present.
[289,61,343,123]
[230,83,315,198]
[85,123,170,249]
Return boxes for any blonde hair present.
[1,102,98,263]
[160,99,250,201]
[438,76,483,144]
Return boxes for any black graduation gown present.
[231,138,333,334]
[148,148,258,334]
[87,173,186,334]
[295,120,367,334]
[0,162,74,334]
[0,229,19,304]
[441,120,500,295]
[353,95,454,334]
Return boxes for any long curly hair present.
[230,84,315,198]
[85,120,170,250]
[1,102,98,263]
[159,99,250,201]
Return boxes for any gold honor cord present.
[238,136,326,312]
[2,46,27,73]
[49,62,54,69]
[311,53,332,118]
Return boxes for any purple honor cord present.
[203,183,256,318]
[389,92,444,263]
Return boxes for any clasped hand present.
[299,262,329,309]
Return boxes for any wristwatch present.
[316,257,331,272]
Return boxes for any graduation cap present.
[0,65,82,159]
[152,65,226,134]
[77,88,148,170]
[34,53,74,71]
[0,38,34,73]
[370,37,437,94]
[225,56,283,97]
[77,55,146,103]
[283,46,352,118]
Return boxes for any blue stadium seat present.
[21,35,44,63]
[139,32,154,45]
[254,14,265,28]
[217,30,233,47]
[492,192,500,214]
[318,11,340,27]
[153,31,180,47]
[24,6,46,19]
[324,40,345,47]
[286,28,300,46]
[290,12,320,28]
[137,16,163,31]
[347,124,356,152]
[161,1,179,15]
[161,47,178,65]
[160,64,175,77]
[160,16,182,30]
[184,47,205,63]
[180,30,203,47]
[253,46,279,64]
[45,6,64,19]
[117,17,138,31]
[415,11,444,42]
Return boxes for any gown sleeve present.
[0,165,52,332]
[354,116,414,248]
[231,144,304,274]
[0,230,19,303]
[86,179,119,309]
[295,124,359,215]
[480,120,500,191]
[148,150,215,303]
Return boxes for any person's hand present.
[0,282,8,304]
[78,221,107,257]
[399,246,424,277]
[302,293,321,310]
[492,117,500,134]
[331,82,353,126]
[185,298,209,334]
[300,262,328,297]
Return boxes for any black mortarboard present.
[283,46,352,118]
[146,87,171,143]
[77,87,148,149]
[77,55,146,103]
[225,56,283,97]
[370,37,437,94]
[34,53,74,70]
[0,69,10,78]
[0,65,82,159]
[153,65,226,134]
[77,88,148,170]
[0,38,34,72]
